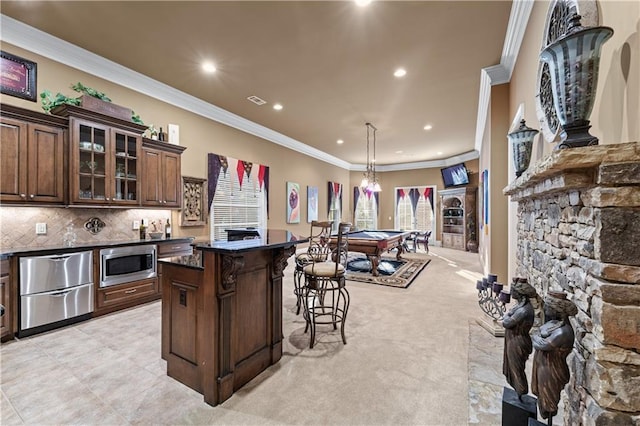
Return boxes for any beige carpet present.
[1,246,552,425]
[345,253,431,288]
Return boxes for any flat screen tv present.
[441,163,470,188]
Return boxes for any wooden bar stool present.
[293,221,332,315]
[302,222,351,348]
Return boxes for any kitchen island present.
[158,229,304,406]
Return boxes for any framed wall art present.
[1,51,37,102]
[286,182,300,224]
[307,186,318,222]
[181,176,207,227]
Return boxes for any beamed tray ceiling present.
[0,1,514,169]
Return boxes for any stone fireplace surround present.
[504,142,640,425]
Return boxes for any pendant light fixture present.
[360,122,381,192]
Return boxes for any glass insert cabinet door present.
[77,122,108,202]
[72,119,141,204]
[112,129,139,203]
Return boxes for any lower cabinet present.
[1,259,12,342]
[95,277,159,316]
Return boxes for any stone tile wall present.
[0,207,172,249]
[504,142,640,426]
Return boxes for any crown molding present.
[0,14,351,170]
[474,0,534,154]
[358,150,479,173]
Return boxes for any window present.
[208,155,268,240]
[395,186,435,232]
[354,188,378,230]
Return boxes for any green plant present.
[39,90,81,113]
[145,124,159,138]
[70,82,111,102]
[131,111,144,125]
[40,82,145,125]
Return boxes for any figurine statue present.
[502,277,537,400]
[531,291,578,425]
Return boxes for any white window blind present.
[354,191,378,230]
[210,171,267,240]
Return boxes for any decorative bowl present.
[149,232,163,240]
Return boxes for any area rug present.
[345,253,431,288]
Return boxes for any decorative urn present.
[539,13,613,149]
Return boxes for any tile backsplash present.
[0,207,172,249]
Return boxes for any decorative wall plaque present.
[181,176,207,227]
[84,217,105,234]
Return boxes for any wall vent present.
[247,95,267,105]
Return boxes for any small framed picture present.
[1,51,37,102]
[286,182,300,224]
[307,186,318,222]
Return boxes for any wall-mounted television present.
[441,163,470,188]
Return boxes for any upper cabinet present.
[1,104,186,209]
[69,118,142,205]
[141,138,185,208]
[53,105,147,206]
[0,105,67,204]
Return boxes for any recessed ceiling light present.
[395,150,403,154]
[273,103,283,111]
[423,124,433,130]
[355,0,372,6]
[202,62,217,73]
[337,139,344,144]
[394,68,407,78]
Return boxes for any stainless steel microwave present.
[99,245,156,287]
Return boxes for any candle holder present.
[476,273,511,336]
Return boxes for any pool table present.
[340,230,413,276]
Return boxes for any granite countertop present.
[158,230,306,269]
[192,229,306,254]
[0,237,195,259]
[158,251,204,270]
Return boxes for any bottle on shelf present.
[165,218,171,239]
[139,223,147,240]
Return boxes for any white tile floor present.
[0,247,562,425]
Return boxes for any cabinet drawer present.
[157,241,193,257]
[452,234,465,250]
[97,278,158,308]
[0,259,8,275]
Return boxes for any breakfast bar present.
[158,230,304,406]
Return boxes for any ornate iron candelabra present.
[476,274,511,336]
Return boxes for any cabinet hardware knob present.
[124,289,137,294]
[30,194,35,198]
[106,197,110,201]
[20,193,26,198]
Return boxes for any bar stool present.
[293,221,332,315]
[302,222,351,348]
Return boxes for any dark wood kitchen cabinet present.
[0,105,67,204]
[57,106,147,206]
[141,138,185,208]
[1,259,13,342]
[95,277,160,316]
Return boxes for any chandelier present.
[360,122,381,192]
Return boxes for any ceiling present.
[1,1,512,167]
